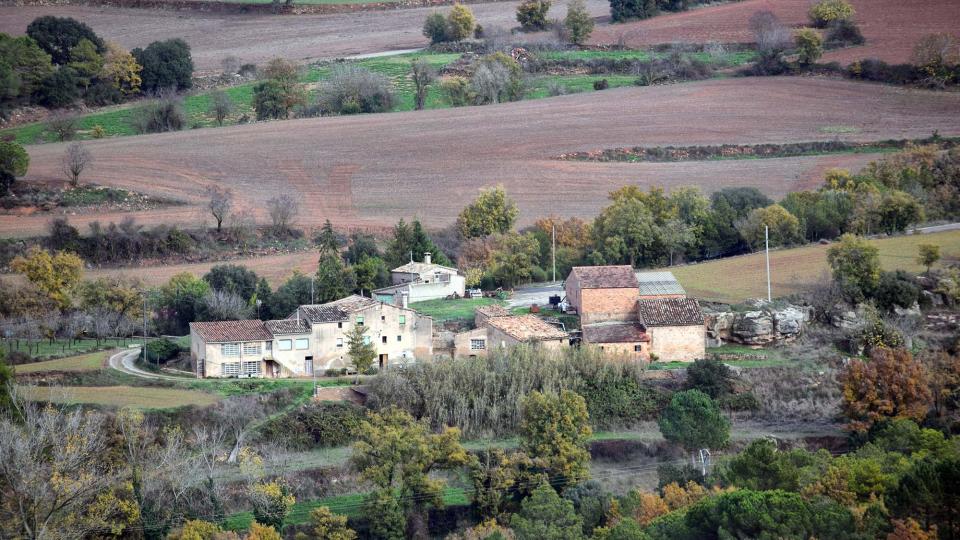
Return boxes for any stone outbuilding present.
[485,315,570,351]
[564,265,640,324]
[581,322,651,361]
[636,298,706,362]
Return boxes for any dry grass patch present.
[14,350,111,374]
[671,230,960,303]
[17,385,221,409]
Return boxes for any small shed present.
[636,298,706,362]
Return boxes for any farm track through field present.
[7,77,959,239]
[589,0,960,65]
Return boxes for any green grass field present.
[409,297,505,322]
[670,230,960,303]
[17,384,221,409]
[2,49,753,145]
[2,338,124,360]
[14,350,110,373]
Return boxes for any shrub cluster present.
[609,0,714,23]
[365,346,668,437]
[255,401,365,450]
[315,65,395,115]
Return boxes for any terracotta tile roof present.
[582,322,650,344]
[190,320,272,343]
[636,271,686,296]
[569,265,639,289]
[476,305,512,318]
[486,315,568,342]
[637,298,704,327]
[266,319,311,335]
[297,295,379,324]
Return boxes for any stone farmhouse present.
[189,295,432,378]
[374,252,466,304]
[453,307,570,358]
[564,266,705,362]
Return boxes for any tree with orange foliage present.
[840,348,931,433]
[888,518,937,540]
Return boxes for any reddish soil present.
[0,0,609,71]
[6,77,958,240]
[589,0,960,65]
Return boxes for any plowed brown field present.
[0,0,609,71]
[589,0,960,65]
[7,77,959,240]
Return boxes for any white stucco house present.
[373,252,466,304]
[189,295,433,378]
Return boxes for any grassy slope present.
[409,297,505,322]
[2,338,123,360]
[3,50,753,145]
[671,230,960,303]
[16,384,221,408]
[14,350,110,373]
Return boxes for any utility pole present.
[310,275,315,304]
[765,225,771,302]
[552,223,556,282]
[142,292,147,365]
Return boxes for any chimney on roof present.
[424,252,432,265]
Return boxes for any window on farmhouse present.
[634,344,643,352]
[363,335,371,345]
[470,339,486,350]
[243,343,261,355]
[336,338,343,348]
[222,343,240,357]
[242,361,261,376]
[295,338,309,350]
[356,315,364,326]
[398,315,406,325]
[397,335,401,342]
[278,339,292,351]
[382,336,387,344]
[223,362,240,376]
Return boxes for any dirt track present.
[7,77,959,239]
[589,0,960,65]
[0,0,609,72]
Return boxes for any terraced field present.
[5,77,958,239]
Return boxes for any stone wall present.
[580,288,639,324]
[649,325,705,362]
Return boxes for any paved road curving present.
[108,348,191,381]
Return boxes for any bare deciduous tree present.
[215,396,264,464]
[749,10,791,53]
[61,142,91,187]
[411,59,436,111]
[191,424,229,522]
[209,90,234,126]
[267,194,299,236]
[200,289,252,321]
[0,394,122,539]
[206,186,233,232]
[46,113,77,142]
[221,55,241,76]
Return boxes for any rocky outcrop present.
[704,300,811,345]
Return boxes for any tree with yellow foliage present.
[301,506,356,540]
[249,481,295,532]
[247,522,282,540]
[101,41,143,95]
[11,246,83,310]
[351,407,469,539]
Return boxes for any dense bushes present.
[609,0,717,23]
[132,38,193,93]
[256,401,365,449]
[365,346,666,437]
[144,337,181,364]
[130,94,185,133]
[315,65,395,115]
[516,0,552,31]
[422,5,476,44]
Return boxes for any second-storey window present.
[222,343,240,357]
[243,343,261,355]
[278,339,292,351]
[336,338,343,348]
[470,339,486,350]
[398,315,406,325]
[356,315,365,326]
[295,338,309,350]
